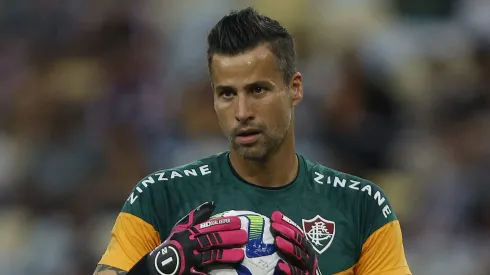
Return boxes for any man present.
[94,7,412,275]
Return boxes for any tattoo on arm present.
[93,264,127,275]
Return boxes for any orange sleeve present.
[98,212,162,271]
[354,220,412,275]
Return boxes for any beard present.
[229,126,288,162]
[221,110,293,162]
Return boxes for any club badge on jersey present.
[302,215,335,255]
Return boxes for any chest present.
[162,187,360,275]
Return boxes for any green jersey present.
[99,152,411,275]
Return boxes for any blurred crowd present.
[0,1,489,274]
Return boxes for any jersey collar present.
[220,151,306,193]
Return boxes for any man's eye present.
[252,87,266,94]
[221,91,234,98]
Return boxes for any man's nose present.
[235,94,254,122]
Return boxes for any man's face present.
[210,45,302,161]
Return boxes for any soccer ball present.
[208,210,281,275]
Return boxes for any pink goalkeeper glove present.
[128,202,248,275]
[271,211,322,275]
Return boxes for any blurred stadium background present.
[0,0,489,274]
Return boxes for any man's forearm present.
[93,264,127,275]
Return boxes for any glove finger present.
[275,235,309,270]
[173,201,216,230]
[191,216,242,234]
[271,222,309,252]
[196,230,248,250]
[198,248,244,266]
[190,267,207,275]
[191,201,216,225]
[274,260,307,275]
[271,211,304,237]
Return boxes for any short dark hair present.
[207,7,297,84]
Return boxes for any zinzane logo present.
[302,215,335,255]
[199,218,231,229]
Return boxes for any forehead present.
[210,45,282,86]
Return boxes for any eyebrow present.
[215,80,275,92]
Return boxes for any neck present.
[229,130,298,188]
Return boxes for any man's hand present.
[128,201,248,275]
[270,211,321,275]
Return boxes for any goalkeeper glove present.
[127,201,248,275]
[271,211,322,275]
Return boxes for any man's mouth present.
[234,129,261,144]
[236,129,261,136]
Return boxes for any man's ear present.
[290,72,303,107]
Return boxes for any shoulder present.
[129,153,226,202]
[304,158,386,201]
[303,157,397,233]
[122,153,226,218]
